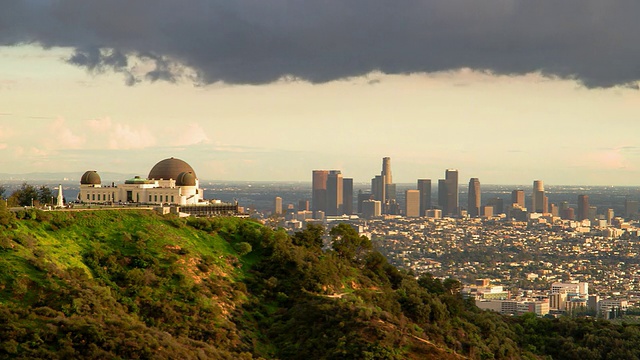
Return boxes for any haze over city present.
[2,2,640,185]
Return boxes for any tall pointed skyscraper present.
[371,157,395,214]
[468,178,480,217]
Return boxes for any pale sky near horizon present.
[2,2,640,186]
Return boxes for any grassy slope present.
[0,210,238,301]
[0,210,256,359]
[0,210,544,359]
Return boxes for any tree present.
[330,223,372,260]
[0,185,6,199]
[0,198,14,228]
[291,223,324,248]
[8,183,39,207]
[37,186,54,205]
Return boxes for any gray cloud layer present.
[2,1,639,87]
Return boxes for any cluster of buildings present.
[365,215,640,318]
[298,157,627,225]
[78,157,240,216]
[467,279,628,319]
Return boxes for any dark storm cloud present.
[1,0,639,87]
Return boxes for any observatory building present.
[79,157,204,206]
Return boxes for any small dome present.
[176,172,197,186]
[80,171,101,185]
[148,157,197,180]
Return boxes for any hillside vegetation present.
[0,203,640,359]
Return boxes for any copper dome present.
[175,171,197,186]
[148,157,197,180]
[80,171,101,185]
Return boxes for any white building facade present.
[79,158,204,206]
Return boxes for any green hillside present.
[0,204,639,359]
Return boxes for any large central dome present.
[148,157,197,180]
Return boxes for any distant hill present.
[0,206,639,359]
[0,172,135,182]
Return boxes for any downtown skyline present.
[2,2,640,185]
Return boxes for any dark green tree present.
[0,184,6,199]
[0,198,14,228]
[291,223,324,248]
[37,186,54,205]
[330,223,372,260]
[8,183,39,207]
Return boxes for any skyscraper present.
[382,157,392,185]
[371,157,395,214]
[326,170,343,216]
[437,179,446,209]
[468,178,480,217]
[532,180,546,213]
[487,197,504,214]
[372,175,385,203]
[606,209,614,224]
[312,170,328,217]
[625,199,639,219]
[417,179,431,217]
[357,191,373,214]
[511,190,525,208]
[445,169,459,217]
[273,196,282,215]
[405,190,420,218]
[578,194,589,221]
[298,199,309,211]
[343,178,353,215]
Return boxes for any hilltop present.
[0,204,639,359]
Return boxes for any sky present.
[1,1,640,185]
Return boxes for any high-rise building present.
[445,169,459,217]
[468,178,481,217]
[382,157,392,185]
[274,196,282,215]
[511,190,525,208]
[625,199,639,219]
[588,206,597,222]
[357,191,373,214]
[606,209,614,224]
[487,197,504,214]
[532,180,546,213]
[298,200,309,211]
[549,203,559,217]
[362,200,381,219]
[481,205,494,218]
[561,207,575,220]
[405,190,420,218]
[312,170,329,216]
[578,195,589,221]
[438,179,446,211]
[417,179,432,217]
[343,178,353,215]
[372,175,385,203]
[386,183,397,201]
[371,157,395,214]
[326,170,343,216]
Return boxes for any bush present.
[234,242,252,256]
